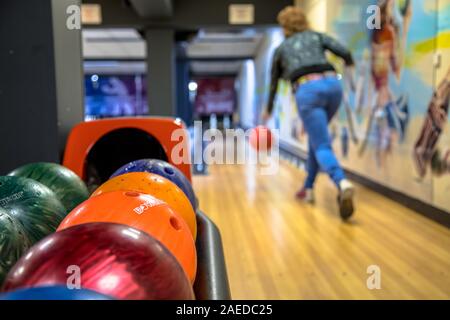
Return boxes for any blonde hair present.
[277,6,309,37]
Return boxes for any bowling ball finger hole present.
[169,216,182,231]
[164,167,174,175]
[125,191,140,197]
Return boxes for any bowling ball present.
[249,126,273,151]
[110,159,197,210]
[58,191,197,283]
[8,162,89,212]
[0,286,113,300]
[0,176,66,242]
[2,223,195,300]
[0,208,32,285]
[92,172,197,239]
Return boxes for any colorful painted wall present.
[273,0,450,212]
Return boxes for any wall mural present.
[272,0,450,212]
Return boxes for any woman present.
[264,6,355,220]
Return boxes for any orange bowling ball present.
[249,126,273,151]
[91,172,197,239]
[57,190,197,283]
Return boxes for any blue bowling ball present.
[0,286,113,300]
[111,159,198,210]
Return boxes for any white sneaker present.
[338,179,355,220]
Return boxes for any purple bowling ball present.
[111,159,198,210]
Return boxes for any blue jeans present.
[295,76,346,189]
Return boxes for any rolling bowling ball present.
[0,176,66,242]
[249,126,273,151]
[92,172,197,239]
[0,208,32,285]
[58,191,197,283]
[8,162,89,212]
[2,223,195,300]
[0,286,113,300]
[110,159,198,210]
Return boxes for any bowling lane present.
[193,161,450,299]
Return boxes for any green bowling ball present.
[8,162,89,212]
[0,176,66,285]
[0,176,66,243]
[0,208,32,284]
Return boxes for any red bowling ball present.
[1,223,195,300]
[249,126,273,151]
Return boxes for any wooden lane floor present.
[192,161,450,299]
